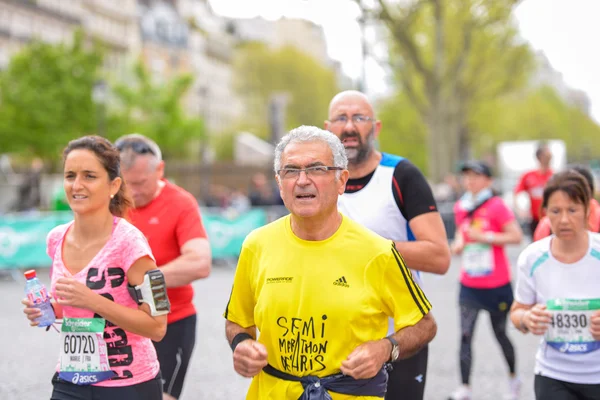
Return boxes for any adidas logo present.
[333,276,349,288]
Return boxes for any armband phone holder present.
[128,269,170,316]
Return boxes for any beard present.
[341,127,375,165]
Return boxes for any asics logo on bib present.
[333,276,349,288]
[72,373,97,384]
[559,343,588,353]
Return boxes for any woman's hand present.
[589,310,600,341]
[54,278,98,311]
[21,298,42,327]
[523,304,552,336]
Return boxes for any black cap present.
[460,161,493,177]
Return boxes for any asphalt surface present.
[0,244,540,400]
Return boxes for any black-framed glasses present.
[278,166,343,179]
[329,114,375,126]
[115,139,156,156]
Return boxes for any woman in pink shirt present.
[448,161,524,400]
[22,136,167,400]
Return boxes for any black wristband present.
[230,332,253,351]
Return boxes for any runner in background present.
[514,142,553,238]
[327,90,450,400]
[449,161,523,400]
[116,134,211,400]
[533,165,600,240]
[511,170,600,399]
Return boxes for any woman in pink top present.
[448,161,523,400]
[22,136,167,400]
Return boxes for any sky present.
[209,0,600,123]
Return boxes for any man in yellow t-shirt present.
[224,126,437,399]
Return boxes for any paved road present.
[0,244,540,400]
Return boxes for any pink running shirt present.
[454,197,515,289]
[47,218,160,387]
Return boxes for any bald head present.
[328,90,374,118]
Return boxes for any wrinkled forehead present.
[281,141,334,167]
[328,94,374,118]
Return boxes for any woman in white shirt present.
[510,170,600,399]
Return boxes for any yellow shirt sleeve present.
[368,243,432,332]
[223,242,257,328]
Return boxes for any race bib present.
[59,318,115,385]
[462,243,493,277]
[545,299,600,354]
[530,186,544,199]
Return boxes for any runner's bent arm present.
[159,193,212,288]
[392,161,450,274]
[160,237,211,287]
[55,256,167,342]
[341,246,437,379]
[395,214,451,274]
[510,250,551,335]
[469,220,523,246]
[387,312,436,360]
[226,319,257,344]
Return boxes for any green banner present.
[0,208,268,269]
[0,211,72,270]
[202,209,267,259]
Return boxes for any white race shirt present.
[515,232,600,384]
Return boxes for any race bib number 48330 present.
[545,299,600,355]
[59,318,115,385]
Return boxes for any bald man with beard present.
[326,91,451,400]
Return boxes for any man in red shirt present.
[116,134,211,400]
[514,142,553,238]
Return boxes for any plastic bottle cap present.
[24,270,37,280]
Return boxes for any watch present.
[384,336,400,362]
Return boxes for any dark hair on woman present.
[63,135,133,218]
[542,170,591,212]
[569,165,595,195]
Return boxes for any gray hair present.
[274,125,348,178]
[116,133,162,170]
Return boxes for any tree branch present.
[362,0,433,83]
[398,67,427,116]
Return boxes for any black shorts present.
[153,314,197,399]
[385,345,428,400]
[459,283,514,313]
[50,372,162,400]
[535,374,600,400]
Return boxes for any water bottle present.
[24,269,56,327]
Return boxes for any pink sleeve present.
[493,198,515,228]
[120,226,156,273]
[46,224,68,260]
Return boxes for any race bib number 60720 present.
[545,299,600,354]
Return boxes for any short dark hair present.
[63,135,133,218]
[535,142,549,160]
[542,170,591,212]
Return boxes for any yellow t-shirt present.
[224,214,432,399]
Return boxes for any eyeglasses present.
[278,166,343,179]
[115,140,156,156]
[329,114,375,126]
